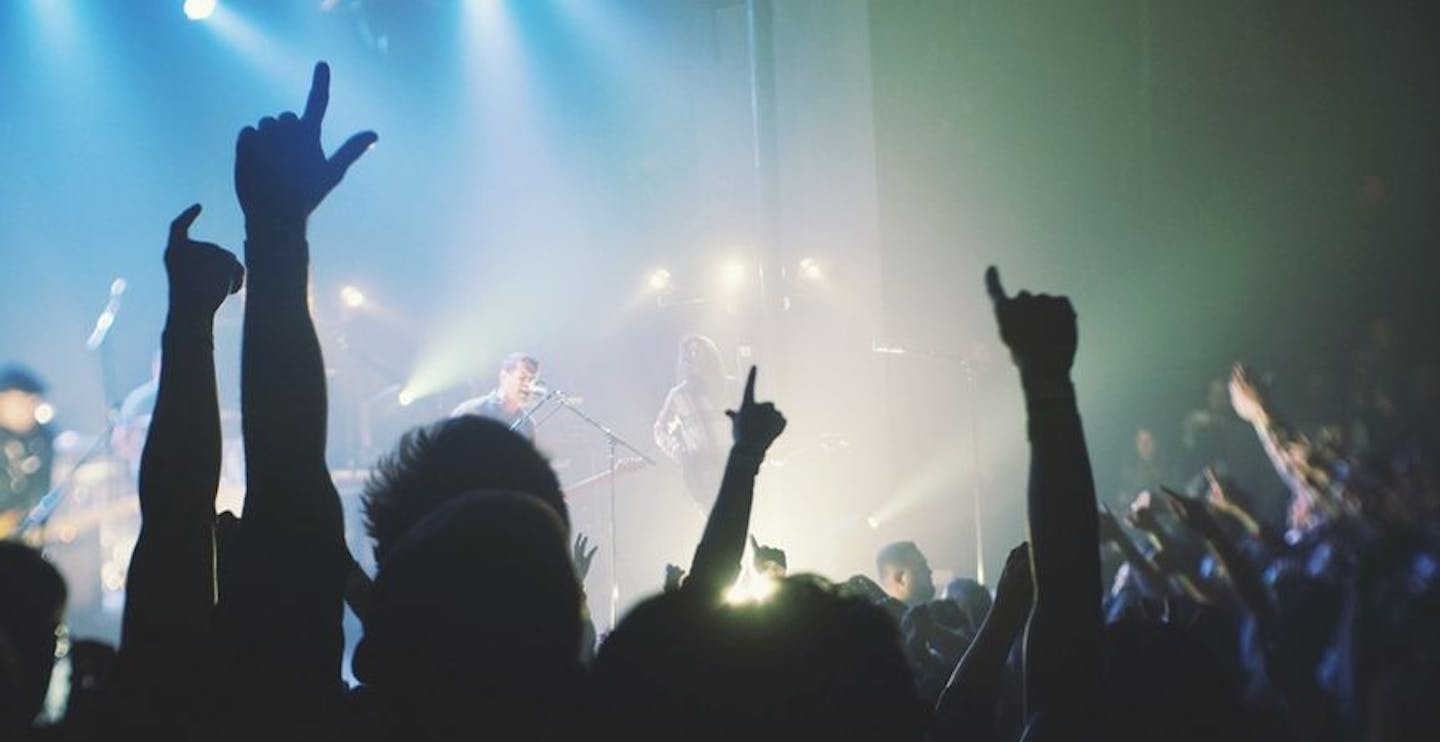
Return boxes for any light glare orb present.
[798,257,823,281]
[183,0,217,21]
[721,259,747,290]
[339,285,366,309]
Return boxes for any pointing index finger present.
[984,266,1008,305]
[742,366,757,407]
[301,61,330,128]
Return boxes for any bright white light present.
[724,574,778,605]
[397,388,417,407]
[339,286,366,309]
[183,0,217,21]
[647,269,672,292]
[721,259,748,291]
[34,403,54,425]
[866,515,880,530]
[798,257,823,282]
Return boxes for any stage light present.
[721,259,748,291]
[647,268,672,292]
[866,515,880,530]
[34,403,54,425]
[183,0,217,21]
[397,388,417,407]
[339,285,366,309]
[798,257,823,281]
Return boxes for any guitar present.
[561,457,650,499]
[0,498,140,544]
[0,509,21,540]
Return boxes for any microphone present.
[86,278,127,350]
[528,382,581,405]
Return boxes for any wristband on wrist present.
[1021,373,1074,400]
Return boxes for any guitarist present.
[653,335,731,510]
[0,366,54,540]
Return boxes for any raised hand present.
[1160,487,1220,535]
[985,270,1100,732]
[749,534,787,576]
[1124,490,1164,533]
[984,266,1077,382]
[726,366,787,454]
[1228,363,1270,425]
[993,542,1034,608]
[572,532,599,582]
[1203,467,1249,515]
[1203,467,1227,507]
[933,541,1034,739]
[166,204,244,315]
[235,61,377,234]
[663,563,687,593]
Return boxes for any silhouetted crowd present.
[3,63,1438,742]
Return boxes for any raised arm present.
[932,542,1034,742]
[224,60,376,715]
[115,205,242,723]
[236,61,375,511]
[985,267,1102,737]
[1229,364,1348,522]
[1163,490,1278,633]
[685,367,786,599]
[1097,505,1170,601]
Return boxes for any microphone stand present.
[21,418,118,537]
[543,391,655,630]
[30,281,130,548]
[959,358,985,586]
[873,342,988,584]
[507,389,558,435]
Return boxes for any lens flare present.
[183,0,217,22]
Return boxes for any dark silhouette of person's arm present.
[115,205,243,726]
[1120,491,1218,604]
[984,267,1102,739]
[1097,505,1171,601]
[1163,490,1278,634]
[686,367,786,599]
[571,532,600,664]
[932,542,1033,742]
[225,60,376,718]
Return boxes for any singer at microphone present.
[449,352,543,441]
